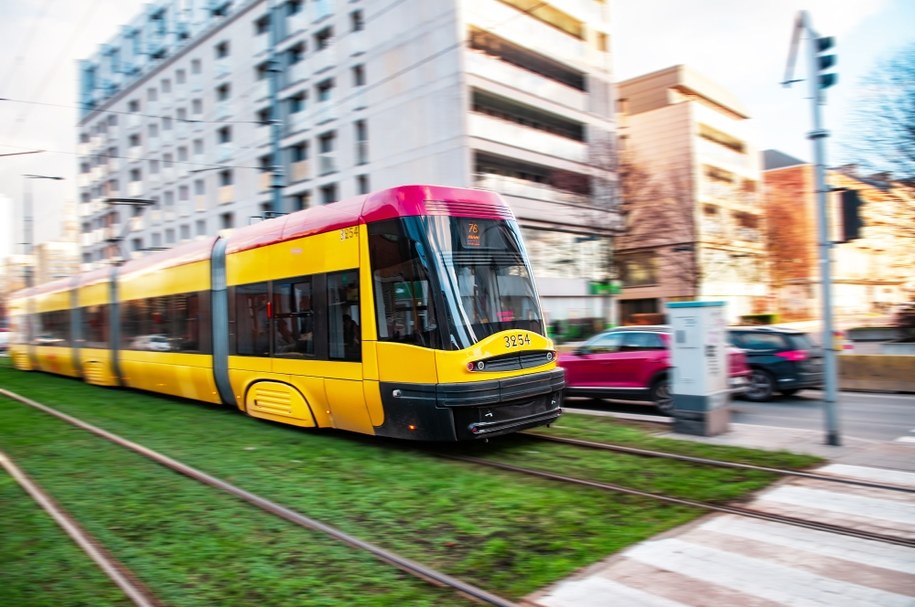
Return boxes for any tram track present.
[521,431,915,494]
[439,443,915,549]
[0,388,517,607]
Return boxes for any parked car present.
[727,326,824,401]
[558,326,750,414]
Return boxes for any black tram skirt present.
[375,369,565,441]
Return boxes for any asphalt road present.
[565,389,915,443]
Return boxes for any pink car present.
[558,326,750,414]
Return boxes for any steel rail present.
[522,432,915,494]
[0,450,165,607]
[442,454,915,549]
[0,389,517,607]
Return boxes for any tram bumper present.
[377,369,565,441]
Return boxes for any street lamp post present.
[22,173,64,288]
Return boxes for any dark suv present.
[728,327,824,401]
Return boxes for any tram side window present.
[83,305,109,348]
[172,292,209,352]
[233,282,271,356]
[368,219,442,349]
[273,278,315,357]
[35,310,70,346]
[122,299,151,348]
[327,270,360,361]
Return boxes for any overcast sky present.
[1,0,913,261]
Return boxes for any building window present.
[355,120,368,165]
[215,41,230,59]
[196,219,207,235]
[257,107,271,125]
[352,64,365,87]
[192,98,203,114]
[350,10,364,32]
[320,183,337,205]
[176,69,186,84]
[191,59,202,74]
[148,123,159,139]
[147,87,158,101]
[216,83,231,101]
[162,116,173,131]
[356,174,369,195]
[219,169,233,186]
[161,78,171,93]
[317,78,334,102]
[128,133,141,148]
[288,42,305,64]
[290,142,308,162]
[221,212,234,229]
[286,0,302,16]
[194,179,205,195]
[254,14,270,35]
[128,99,140,113]
[255,61,270,80]
[314,26,333,50]
[288,92,306,113]
[217,126,232,144]
[177,146,188,162]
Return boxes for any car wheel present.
[650,377,673,415]
[780,388,800,397]
[744,369,776,402]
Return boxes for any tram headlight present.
[466,360,486,372]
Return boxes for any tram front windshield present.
[368,216,544,351]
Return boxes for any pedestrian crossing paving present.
[527,464,915,607]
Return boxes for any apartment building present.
[763,152,915,318]
[615,65,767,323]
[76,0,618,325]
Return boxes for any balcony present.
[312,46,336,74]
[468,113,587,163]
[474,173,588,205]
[465,51,586,112]
[468,0,585,65]
[215,58,231,79]
[218,185,234,205]
[696,138,751,172]
[289,160,311,182]
[254,79,269,102]
[286,110,310,135]
[313,101,337,124]
[216,143,233,163]
[318,153,336,175]
[285,61,309,88]
[259,172,272,192]
[127,181,144,197]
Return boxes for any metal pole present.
[268,0,284,215]
[22,174,63,288]
[802,11,841,446]
[23,177,34,288]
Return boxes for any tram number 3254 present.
[504,333,531,348]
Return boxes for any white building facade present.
[76,0,619,326]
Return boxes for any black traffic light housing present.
[817,36,837,89]
[838,189,864,242]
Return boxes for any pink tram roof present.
[225,184,515,255]
[14,185,515,295]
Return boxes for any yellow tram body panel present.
[120,351,221,404]
[79,348,119,386]
[226,231,358,286]
[119,258,211,300]
[33,345,80,378]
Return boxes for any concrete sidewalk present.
[525,418,915,607]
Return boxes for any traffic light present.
[839,189,863,242]
[817,36,837,89]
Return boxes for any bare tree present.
[616,153,699,298]
[841,42,915,178]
